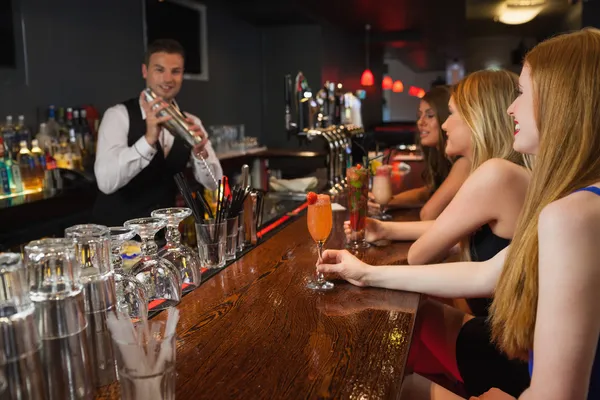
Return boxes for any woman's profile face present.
[508,64,539,155]
[442,96,473,158]
[417,100,441,148]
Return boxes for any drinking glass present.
[109,227,148,323]
[112,320,176,400]
[64,223,119,387]
[123,218,181,311]
[306,194,334,290]
[151,208,201,293]
[195,221,227,269]
[372,165,393,221]
[225,216,239,261]
[346,165,370,249]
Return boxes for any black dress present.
[456,224,530,397]
[467,224,509,317]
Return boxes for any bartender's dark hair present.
[144,39,185,65]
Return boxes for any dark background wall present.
[0,0,263,144]
[260,24,323,150]
[0,0,382,150]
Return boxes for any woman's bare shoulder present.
[541,184,600,233]
[467,158,529,192]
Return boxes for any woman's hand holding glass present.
[343,217,386,244]
[316,249,371,287]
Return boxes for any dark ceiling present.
[215,0,581,72]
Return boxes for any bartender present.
[93,39,222,226]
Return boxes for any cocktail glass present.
[109,226,148,323]
[151,208,201,293]
[123,218,181,311]
[307,194,334,290]
[372,165,393,221]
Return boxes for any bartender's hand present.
[343,217,385,243]
[140,91,172,147]
[184,117,209,159]
[317,249,371,287]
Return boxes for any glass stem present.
[140,237,158,257]
[316,241,325,283]
[165,224,181,245]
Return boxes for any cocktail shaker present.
[142,87,219,187]
[65,224,118,388]
[142,88,202,149]
[24,239,94,400]
[0,253,46,400]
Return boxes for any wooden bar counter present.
[96,205,422,400]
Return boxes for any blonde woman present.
[319,28,600,399]
[347,70,529,316]
[369,86,471,221]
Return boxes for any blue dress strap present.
[575,186,600,196]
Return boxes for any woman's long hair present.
[420,86,453,194]
[491,28,600,360]
[451,70,526,262]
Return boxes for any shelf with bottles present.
[0,105,99,199]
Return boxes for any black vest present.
[92,98,191,226]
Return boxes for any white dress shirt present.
[94,100,223,194]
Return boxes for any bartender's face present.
[142,52,184,101]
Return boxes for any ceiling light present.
[497,0,546,25]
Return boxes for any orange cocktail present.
[306,192,334,290]
[307,195,333,242]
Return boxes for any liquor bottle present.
[72,109,86,156]
[36,123,52,153]
[31,139,47,170]
[54,137,72,170]
[57,107,68,140]
[17,140,42,190]
[45,149,57,170]
[1,116,17,157]
[0,138,11,195]
[6,149,23,193]
[66,108,74,132]
[15,115,31,145]
[68,128,83,171]
[46,106,60,138]
[80,109,94,155]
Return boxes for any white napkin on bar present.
[269,176,318,192]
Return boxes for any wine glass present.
[109,226,148,322]
[306,194,334,290]
[151,208,202,293]
[123,217,181,311]
[372,165,393,221]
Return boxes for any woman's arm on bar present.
[317,247,507,299]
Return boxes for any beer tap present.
[305,129,338,194]
[284,74,298,139]
[334,127,351,187]
[322,128,342,192]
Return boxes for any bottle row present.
[0,105,100,196]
